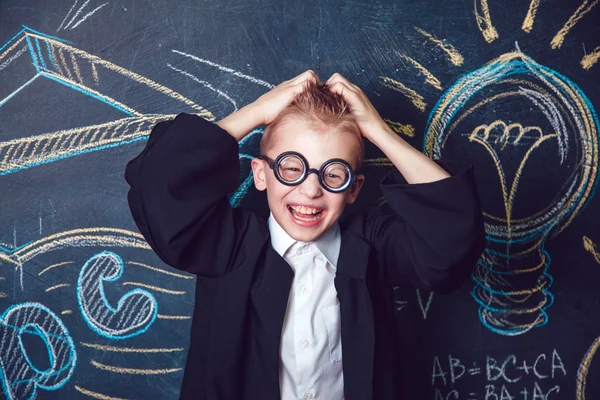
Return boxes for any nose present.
[298,172,323,198]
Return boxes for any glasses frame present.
[257,151,358,193]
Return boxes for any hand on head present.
[216,70,317,140]
[325,73,387,142]
[255,70,319,125]
[218,69,388,144]
[257,70,387,142]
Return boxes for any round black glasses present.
[258,151,358,193]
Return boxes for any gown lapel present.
[335,231,374,400]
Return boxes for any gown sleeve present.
[367,162,486,294]
[124,113,265,277]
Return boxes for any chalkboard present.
[1,0,599,398]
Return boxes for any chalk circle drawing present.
[77,251,158,340]
[0,302,76,400]
[424,47,599,336]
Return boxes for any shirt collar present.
[268,212,341,268]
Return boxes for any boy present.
[125,70,485,399]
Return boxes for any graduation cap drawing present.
[0,26,260,205]
[0,26,214,176]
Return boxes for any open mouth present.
[287,205,325,224]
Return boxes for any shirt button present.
[301,338,311,348]
[304,392,314,399]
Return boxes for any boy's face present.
[251,116,365,242]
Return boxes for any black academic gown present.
[124,113,486,400]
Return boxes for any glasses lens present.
[322,162,350,189]
[277,155,305,182]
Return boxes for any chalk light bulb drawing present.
[423,48,599,336]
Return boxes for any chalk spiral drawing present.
[77,251,158,340]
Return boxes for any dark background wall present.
[0,0,599,398]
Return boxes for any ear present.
[344,174,365,205]
[251,158,268,191]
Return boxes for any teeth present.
[294,213,320,221]
[290,205,321,214]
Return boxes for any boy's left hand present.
[326,73,390,142]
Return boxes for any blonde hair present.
[260,80,365,169]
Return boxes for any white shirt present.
[268,214,344,400]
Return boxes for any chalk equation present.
[432,350,567,400]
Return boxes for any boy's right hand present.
[254,69,318,125]
[217,70,317,141]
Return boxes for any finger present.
[288,72,318,98]
[327,73,363,93]
[280,71,308,87]
[305,69,318,80]
[327,72,351,85]
[328,80,357,96]
[301,70,318,86]
[292,69,317,84]
[327,81,361,104]
[326,72,339,84]
[283,79,313,101]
